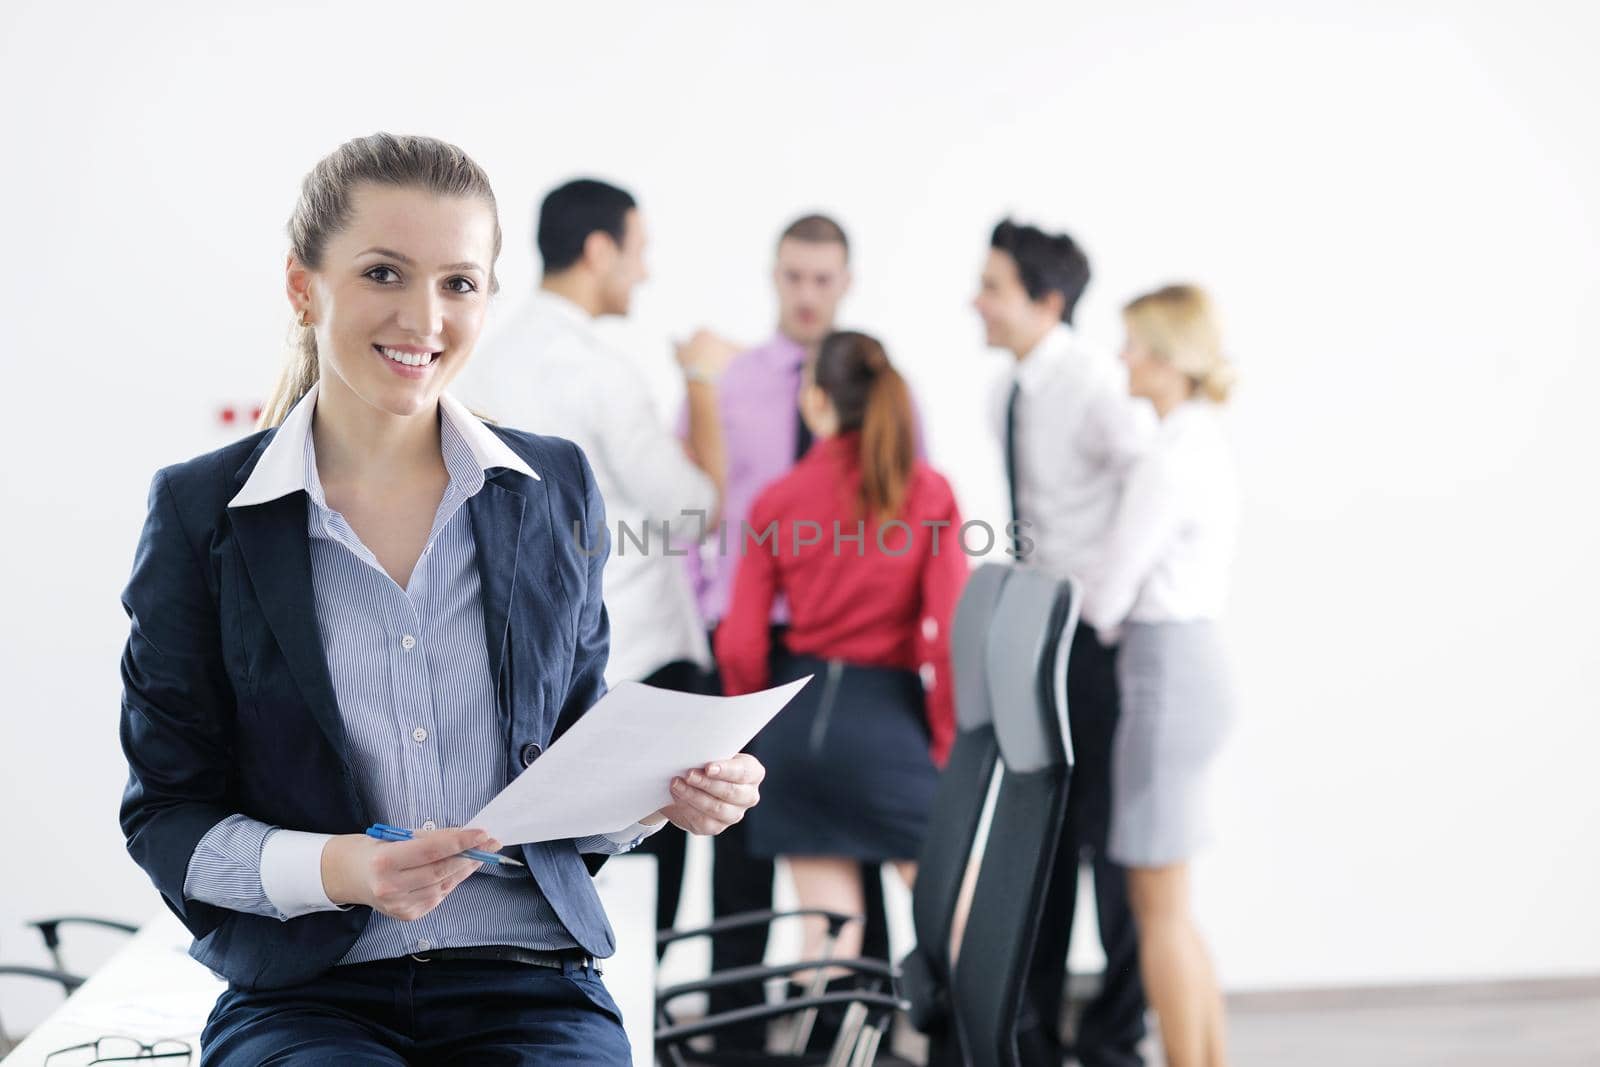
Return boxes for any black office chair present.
[653,564,1017,1065]
[655,908,893,1056]
[0,916,135,1053]
[24,917,137,975]
[944,568,1078,1067]
[895,562,1012,1064]
[0,967,86,1055]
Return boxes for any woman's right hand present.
[320,828,499,921]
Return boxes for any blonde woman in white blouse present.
[1083,284,1238,1067]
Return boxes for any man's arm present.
[677,330,741,500]
[591,356,718,528]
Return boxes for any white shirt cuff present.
[260,829,348,919]
[605,820,665,848]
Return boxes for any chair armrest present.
[655,989,908,1045]
[27,917,138,953]
[0,966,86,994]
[658,956,898,1004]
[655,908,859,949]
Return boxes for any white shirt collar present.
[228,382,537,509]
[531,287,596,331]
[1159,398,1218,436]
[1013,323,1076,393]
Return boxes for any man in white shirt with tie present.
[458,178,738,938]
[974,219,1154,1067]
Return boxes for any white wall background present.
[3,0,1597,1033]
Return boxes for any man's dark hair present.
[537,178,636,275]
[990,219,1090,324]
[779,213,850,260]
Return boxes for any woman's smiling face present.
[288,184,497,420]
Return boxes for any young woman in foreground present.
[118,133,762,1064]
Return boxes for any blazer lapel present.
[467,475,527,688]
[230,493,350,765]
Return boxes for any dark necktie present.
[1004,380,1022,553]
[794,364,814,462]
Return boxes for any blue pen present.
[365,823,525,867]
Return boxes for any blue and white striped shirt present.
[184,384,653,961]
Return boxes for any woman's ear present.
[799,383,835,435]
[800,382,825,415]
[286,253,314,319]
[798,382,821,429]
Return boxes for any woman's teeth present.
[378,346,437,367]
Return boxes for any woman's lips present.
[374,344,439,379]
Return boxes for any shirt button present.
[416,939,431,952]
[413,727,428,743]
[520,742,543,767]
[401,634,416,651]
[421,819,437,831]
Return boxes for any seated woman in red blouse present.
[716,329,968,967]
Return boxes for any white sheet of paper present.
[470,675,813,845]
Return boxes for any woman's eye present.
[446,276,479,294]
[364,266,400,284]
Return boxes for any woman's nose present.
[397,286,444,339]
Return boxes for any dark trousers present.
[1024,623,1148,1067]
[635,659,707,950]
[705,628,892,1050]
[200,955,629,1065]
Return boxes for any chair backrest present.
[909,564,1009,955]
[901,564,1009,1037]
[949,568,1078,1067]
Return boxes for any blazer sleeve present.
[554,442,612,741]
[118,469,237,939]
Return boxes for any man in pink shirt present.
[684,215,896,1047]
[687,215,852,624]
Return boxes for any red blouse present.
[714,432,969,764]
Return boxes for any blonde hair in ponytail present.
[258,325,322,431]
[813,331,916,519]
[257,132,504,429]
[1122,284,1236,404]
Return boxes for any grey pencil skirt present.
[1109,620,1234,868]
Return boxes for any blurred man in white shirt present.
[459,178,737,937]
[974,219,1153,1067]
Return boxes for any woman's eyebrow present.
[357,246,484,273]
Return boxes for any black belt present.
[406,944,599,973]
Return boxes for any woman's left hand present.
[647,754,765,835]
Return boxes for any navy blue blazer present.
[118,421,614,990]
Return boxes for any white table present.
[3,855,657,1066]
[594,854,658,1064]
